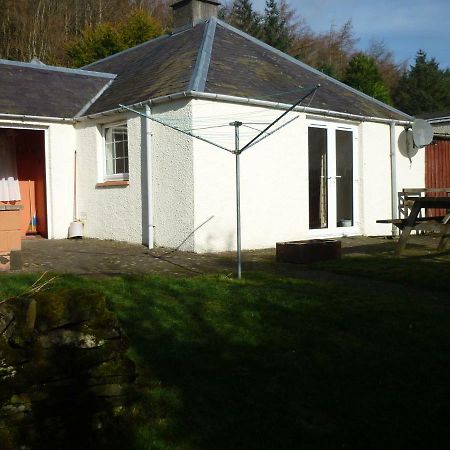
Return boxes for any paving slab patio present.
[8,234,447,276]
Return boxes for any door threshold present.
[22,234,45,240]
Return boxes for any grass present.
[1,265,450,450]
[313,249,450,291]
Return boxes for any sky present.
[252,0,450,69]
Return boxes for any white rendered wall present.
[75,113,143,243]
[0,119,76,239]
[359,122,425,236]
[191,101,425,252]
[150,100,195,251]
[191,100,309,252]
[75,100,194,249]
[71,99,424,252]
[358,121,392,236]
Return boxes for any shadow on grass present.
[108,274,450,450]
[2,272,450,449]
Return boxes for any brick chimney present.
[171,0,220,31]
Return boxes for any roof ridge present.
[188,17,217,92]
[74,78,115,118]
[215,19,411,120]
[0,58,115,79]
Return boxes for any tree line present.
[0,0,171,65]
[1,0,449,116]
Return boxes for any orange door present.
[16,130,47,237]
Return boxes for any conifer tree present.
[226,0,261,37]
[343,53,391,104]
[261,0,293,52]
[393,50,450,115]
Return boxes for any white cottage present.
[0,0,424,253]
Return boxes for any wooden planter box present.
[276,239,341,264]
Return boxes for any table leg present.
[395,203,421,256]
[437,213,450,251]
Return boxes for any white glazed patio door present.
[308,121,359,235]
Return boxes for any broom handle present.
[28,179,32,232]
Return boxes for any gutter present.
[433,132,450,139]
[77,90,413,126]
[427,117,450,124]
[0,113,74,124]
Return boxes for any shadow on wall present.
[204,229,235,253]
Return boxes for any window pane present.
[115,158,126,174]
[115,140,126,158]
[308,127,328,229]
[105,142,114,175]
[336,130,353,227]
[105,125,128,177]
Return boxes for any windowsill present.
[96,180,129,188]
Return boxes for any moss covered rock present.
[0,288,136,450]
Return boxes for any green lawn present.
[1,265,449,450]
[313,250,450,291]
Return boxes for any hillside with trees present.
[1,0,449,115]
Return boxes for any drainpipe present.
[389,121,398,236]
[145,104,154,248]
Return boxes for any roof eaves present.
[428,117,450,124]
[215,19,412,121]
[0,58,116,79]
[188,17,217,91]
[0,112,75,123]
[76,90,411,126]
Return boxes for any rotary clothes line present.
[121,85,319,278]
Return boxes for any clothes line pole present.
[231,121,243,279]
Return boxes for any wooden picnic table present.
[377,196,450,256]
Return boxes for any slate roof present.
[83,23,206,115]
[82,18,410,121]
[0,18,410,121]
[0,60,114,118]
[206,23,409,120]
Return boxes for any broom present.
[28,179,37,234]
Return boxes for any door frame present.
[307,119,360,237]
[0,124,50,238]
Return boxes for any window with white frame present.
[104,124,129,180]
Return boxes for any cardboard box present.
[0,231,21,252]
[0,209,22,252]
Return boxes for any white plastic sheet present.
[0,134,21,202]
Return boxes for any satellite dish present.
[411,119,433,147]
